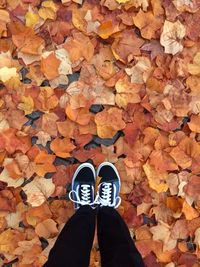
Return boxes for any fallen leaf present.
[23,176,55,207]
[41,52,61,80]
[133,10,163,40]
[50,137,75,158]
[125,56,152,84]
[35,219,58,239]
[95,107,126,138]
[18,95,34,115]
[143,162,168,193]
[38,0,58,21]
[111,30,145,63]
[25,11,40,28]
[160,20,186,55]
[188,52,200,76]
[0,66,18,82]
[0,229,25,254]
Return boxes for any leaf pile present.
[0,0,200,266]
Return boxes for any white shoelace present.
[69,184,94,206]
[94,182,121,208]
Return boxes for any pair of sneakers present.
[69,162,121,210]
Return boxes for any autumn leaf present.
[50,137,75,158]
[111,30,145,63]
[41,52,61,80]
[0,229,25,254]
[188,115,200,133]
[12,27,44,55]
[34,150,56,177]
[95,107,126,138]
[188,52,200,76]
[133,10,163,40]
[25,11,40,28]
[23,176,55,207]
[38,1,58,21]
[160,20,186,55]
[35,219,58,239]
[0,66,18,82]
[143,162,168,193]
[115,75,141,108]
[18,96,34,115]
[125,56,152,84]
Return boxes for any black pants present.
[43,206,144,267]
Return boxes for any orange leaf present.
[95,107,126,138]
[65,105,92,126]
[5,159,22,179]
[188,115,200,133]
[41,53,61,80]
[34,150,56,177]
[50,137,75,158]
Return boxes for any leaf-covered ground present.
[0,0,200,266]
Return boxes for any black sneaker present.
[69,163,96,210]
[95,162,121,208]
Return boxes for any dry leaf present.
[23,176,55,207]
[160,20,186,55]
[95,107,126,138]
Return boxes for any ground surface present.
[0,0,200,266]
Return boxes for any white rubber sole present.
[71,162,96,188]
[96,162,121,187]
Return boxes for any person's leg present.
[97,207,144,267]
[44,205,96,267]
[95,162,144,267]
[44,163,97,267]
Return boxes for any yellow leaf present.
[116,0,130,3]
[0,229,25,254]
[0,67,18,82]
[18,96,34,115]
[160,20,186,55]
[143,162,168,193]
[25,11,40,27]
[38,0,58,21]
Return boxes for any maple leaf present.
[25,11,40,28]
[34,150,56,177]
[35,218,58,239]
[143,162,168,193]
[125,56,152,84]
[188,52,200,75]
[64,32,94,62]
[50,137,75,158]
[41,52,61,80]
[173,0,200,12]
[0,229,25,254]
[115,75,141,108]
[160,20,186,55]
[12,27,44,55]
[39,1,58,21]
[0,66,18,82]
[23,176,55,207]
[18,95,34,115]
[94,107,126,138]
[0,189,16,212]
[111,30,145,63]
[133,10,163,40]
